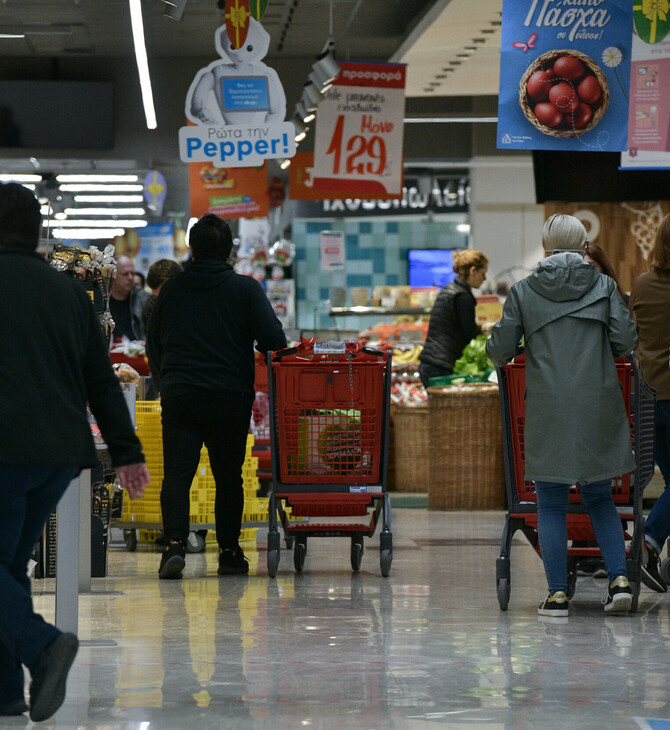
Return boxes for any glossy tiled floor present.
[20,509,670,730]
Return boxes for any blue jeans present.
[645,400,670,553]
[535,479,626,593]
[0,465,78,703]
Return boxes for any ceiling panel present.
[0,0,504,97]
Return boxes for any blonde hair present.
[648,213,670,271]
[542,213,587,252]
[452,249,489,278]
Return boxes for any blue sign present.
[497,0,633,151]
[222,77,269,111]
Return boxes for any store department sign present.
[497,0,633,152]
[179,17,295,167]
[294,177,470,218]
[312,61,406,198]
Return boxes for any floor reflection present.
[27,510,670,729]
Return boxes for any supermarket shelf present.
[329,306,432,316]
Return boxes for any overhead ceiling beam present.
[389,0,455,63]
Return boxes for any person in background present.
[418,249,489,388]
[582,241,630,305]
[0,183,150,721]
[629,213,670,593]
[134,271,146,290]
[574,240,631,579]
[147,214,287,580]
[110,255,151,342]
[487,214,638,617]
[142,258,183,338]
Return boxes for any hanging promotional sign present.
[179,18,295,168]
[143,170,167,215]
[312,61,406,198]
[626,11,670,156]
[188,161,269,219]
[136,223,175,276]
[225,0,250,49]
[497,0,633,151]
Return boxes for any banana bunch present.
[392,345,423,364]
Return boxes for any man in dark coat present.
[0,183,150,721]
[147,214,287,580]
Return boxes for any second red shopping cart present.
[265,337,393,577]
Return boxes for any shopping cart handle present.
[273,346,298,360]
[362,346,385,357]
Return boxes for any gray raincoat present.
[486,253,638,485]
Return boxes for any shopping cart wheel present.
[123,529,137,553]
[630,581,640,613]
[185,531,206,553]
[293,537,307,572]
[660,557,670,585]
[380,549,392,577]
[566,557,577,600]
[351,537,364,572]
[497,578,510,611]
[267,549,280,578]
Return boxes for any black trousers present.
[160,389,254,549]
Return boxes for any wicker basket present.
[427,384,505,510]
[518,49,609,138]
[393,403,429,492]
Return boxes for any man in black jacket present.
[0,183,150,722]
[147,214,287,579]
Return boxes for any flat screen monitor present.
[408,249,459,289]
[221,77,269,112]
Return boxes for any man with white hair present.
[487,214,639,618]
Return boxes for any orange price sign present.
[312,61,406,199]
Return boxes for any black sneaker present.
[29,632,79,722]
[217,546,249,575]
[538,591,569,617]
[158,540,186,579]
[603,576,633,613]
[0,699,29,716]
[640,541,667,593]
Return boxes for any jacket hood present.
[181,259,234,290]
[528,252,599,302]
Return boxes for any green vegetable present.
[453,334,494,376]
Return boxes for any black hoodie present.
[146,260,287,397]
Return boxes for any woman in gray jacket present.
[487,214,638,617]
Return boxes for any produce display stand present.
[266,338,393,577]
[495,352,656,612]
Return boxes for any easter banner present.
[626,7,670,155]
[497,0,633,151]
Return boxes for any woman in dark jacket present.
[418,249,489,387]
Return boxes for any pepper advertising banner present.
[179,18,294,168]
[626,5,670,156]
[312,61,406,198]
[497,0,633,151]
[188,161,269,219]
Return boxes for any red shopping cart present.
[251,352,273,493]
[496,352,656,612]
[265,337,393,577]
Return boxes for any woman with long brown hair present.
[630,213,670,593]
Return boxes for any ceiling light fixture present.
[280,159,291,170]
[292,114,308,142]
[51,228,126,240]
[0,33,25,39]
[59,184,143,192]
[74,194,144,203]
[162,0,188,20]
[57,174,139,183]
[128,0,157,129]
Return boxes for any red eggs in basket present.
[522,52,606,134]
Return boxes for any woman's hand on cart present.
[116,462,151,500]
